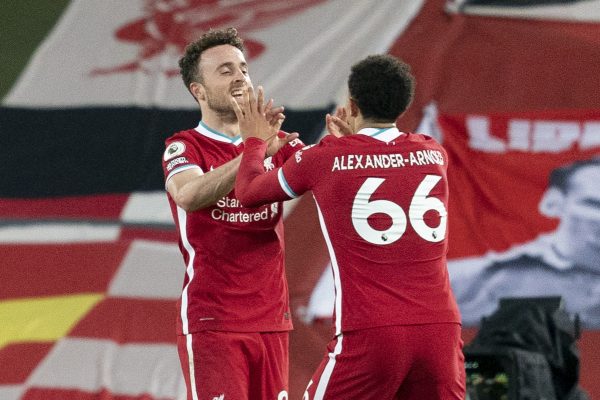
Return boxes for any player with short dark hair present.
[162,27,302,400]
[179,27,245,95]
[233,54,465,399]
[347,54,415,122]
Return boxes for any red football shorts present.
[304,323,465,400]
[177,330,289,400]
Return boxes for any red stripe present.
[68,298,177,344]
[22,388,173,400]
[0,342,54,384]
[0,194,129,220]
[0,243,129,300]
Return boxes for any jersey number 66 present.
[351,175,447,245]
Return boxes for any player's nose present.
[232,68,246,82]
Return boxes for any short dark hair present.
[348,54,415,122]
[549,157,600,193]
[179,27,245,90]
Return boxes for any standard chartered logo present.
[211,196,279,223]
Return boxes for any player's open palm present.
[326,106,353,137]
[231,86,272,142]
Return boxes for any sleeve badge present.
[163,141,186,161]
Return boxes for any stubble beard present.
[205,88,238,123]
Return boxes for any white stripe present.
[282,196,300,219]
[165,164,203,188]
[25,338,185,397]
[278,169,298,198]
[0,223,120,244]
[416,102,443,143]
[314,334,344,400]
[447,0,600,22]
[120,191,174,225]
[186,334,199,400]
[177,206,196,335]
[306,265,335,322]
[313,199,342,335]
[0,386,24,400]
[108,239,184,299]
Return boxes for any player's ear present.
[539,187,565,218]
[190,82,206,102]
[349,98,359,118]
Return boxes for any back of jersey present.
[285,129,461,334]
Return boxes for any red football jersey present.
[236,128,461,335]
[162,121,303,335]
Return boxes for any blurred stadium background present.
[1,0,599,399]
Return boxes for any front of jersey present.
[276,128,461,334]
[162,121,302,335]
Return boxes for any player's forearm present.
[177,156,242,211]
[236,138,289,207]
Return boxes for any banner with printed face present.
[438,110,600,327]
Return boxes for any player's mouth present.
[231,88,245,99]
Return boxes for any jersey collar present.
[357,127,404,143]
[195,121,243,146]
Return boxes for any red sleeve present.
[235,138,293,208]
[278,139,326,196]
[272,131,305,164]
[162,135,203,186]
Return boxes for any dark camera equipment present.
[464,296,588,400]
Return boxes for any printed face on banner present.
[555,165,600,269]
[90,0,326,77]
[439,111,600,328]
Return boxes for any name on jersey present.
[331,150,444,172]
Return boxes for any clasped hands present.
[230,85,299,156]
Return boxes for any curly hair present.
[348,54,415,122]
[179,27,245,91]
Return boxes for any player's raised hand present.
[326,106,353,137]
[261,90,298,156]
[266,131,300,156]
[230,85,272,142]
[264,98,286,136]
